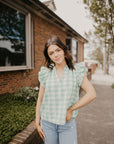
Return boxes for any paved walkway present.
[76,68,114,144]
[91,68,114,86]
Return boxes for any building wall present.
[78,41,84,62]
[0,13,66,94]
[85,62,98,74]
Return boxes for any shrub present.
[13,86,39,103]
[111,83,114,89]
[0,87,39,144]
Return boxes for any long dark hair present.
[44,35,75,70]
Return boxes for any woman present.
[36,35,96,144]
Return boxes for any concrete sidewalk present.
[76,68,114,144]
[91,68,114,86]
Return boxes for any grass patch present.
[111,83,114,89]
[0,87,38,144]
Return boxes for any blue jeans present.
[40,118,78,144]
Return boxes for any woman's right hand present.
[36,124,45,141]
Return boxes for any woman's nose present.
[54,51,58,57]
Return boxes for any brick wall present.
[85,62,98,74]
[89,63,97,74]
[78,41,84,62]
[0,13,66,95]
[8,121,43,144]
[0,12,85,95]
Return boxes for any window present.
[66,37,78,63]
[66,38,71,52]
[0,1,33,72]
[72,39,77,63]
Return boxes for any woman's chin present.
[54,58,65,65]
[55,60,63,64]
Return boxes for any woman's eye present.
[49,52,53,55]
[57,49,61,52]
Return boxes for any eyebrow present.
[48,47,60,53]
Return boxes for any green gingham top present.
[38,62,87,125]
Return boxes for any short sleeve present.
[76,62,88,87]
[38,67,50,88]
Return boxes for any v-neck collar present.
[53,65,69,82]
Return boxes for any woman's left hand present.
[66,108,73,121]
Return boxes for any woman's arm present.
[66,74,96,121]
[36,85,45,140]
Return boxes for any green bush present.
[13,86,39,103]
[111,83,114,89]
[0,87,39,144]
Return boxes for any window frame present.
[0,0,34,72]
[71,38,78,63]
[66,37,78,63]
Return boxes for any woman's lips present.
[54,57,61,61]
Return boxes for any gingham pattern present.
[38,62,87,125]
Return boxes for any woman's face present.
[47,45,65,65]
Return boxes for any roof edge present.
[12,0,88,43]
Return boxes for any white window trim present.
[0,1,34,72]
[71,38,78,63]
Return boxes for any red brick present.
[0,13,84,95]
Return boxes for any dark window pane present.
[66,38,71,51]
[0,2,26,67]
